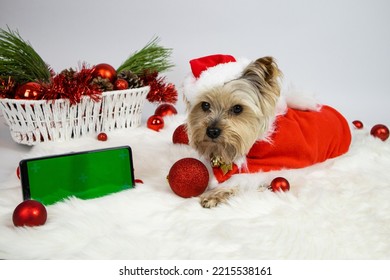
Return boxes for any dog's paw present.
[200,187,238,208]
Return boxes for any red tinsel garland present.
[41,65,102,104]
[0,77,16,98]
[141,71,178,104]
[2,66,177,106]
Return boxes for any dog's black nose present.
[206,127,221,139]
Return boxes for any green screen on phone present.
[20,146,134,205]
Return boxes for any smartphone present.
[19,146,135,205]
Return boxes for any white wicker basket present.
[0,86,150,145]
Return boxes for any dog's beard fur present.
[187,57,282,166]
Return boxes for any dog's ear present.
[241,56,281,96]
[240,57,281,114]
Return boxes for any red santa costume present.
[183,54,352,184]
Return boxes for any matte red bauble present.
[13,200,47,227]
[114,78,129,90]
[172,124,189,145]
[93,63,117,83]
[269,177,290,192]
[155,103,177,117]
[352,120,363,129]
[97,132,108,141]
[167,158,209,198]
[15,82,43,100]
[147,115,164,131]
[370,124,389,141]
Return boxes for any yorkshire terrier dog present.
[184,55,351,208]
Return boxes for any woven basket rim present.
[0,85,150,104]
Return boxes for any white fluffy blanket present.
[0,114,390,260]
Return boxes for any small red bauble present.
[114,78,129,90]
[147,115,164,131]
[370,124,389,141]
[172,124,189,145]
[352,120,363,129]
[97,132,108,141]
[135,179,144,184]
[167,158,209,198]
[15,82,43,100]
[92,63,117,83]
[155,103,177,117]
[13,200,47,227]
[269,177,290,192]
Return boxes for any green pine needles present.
[117,37,174,75]
[0,27,51,83]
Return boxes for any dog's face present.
[187,57,281,166]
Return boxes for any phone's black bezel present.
[19,145,135,202]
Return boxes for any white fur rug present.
[0,114,390,260]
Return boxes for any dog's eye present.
[231,105,243,115]
[201,102,211,112]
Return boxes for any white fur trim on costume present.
[183,58,252,106]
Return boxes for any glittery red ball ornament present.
[13,200,47,227]
[92,63,117,83]
[147,115,164,131]
[97,132,108,141]
[114,78,129,90]
[167,158,209,198]
[370,124,389,141]
[155,103,177,117]
[352,120,363,129]
[15,82,43,100]
[172,124,189,145]
[269,177,290,192]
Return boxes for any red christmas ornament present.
[269,177,290,192]
[147,115,164,131]
[92,63,117,83]
[114,78,129,90]
[135,179,144,184]
[172,124,189,145]
[370,124,389,141]
[16,166,20,179]
[167,158,209,198]
[155,103,178,117]
[97,132,108,141]
[352,120,363,129]
[12,200,47,227]
[15,82,43,100]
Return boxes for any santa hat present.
[183,54,251,107]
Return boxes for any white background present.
[0,0,389,151]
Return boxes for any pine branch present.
[0,27,51,83]
[117,37,174,75]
